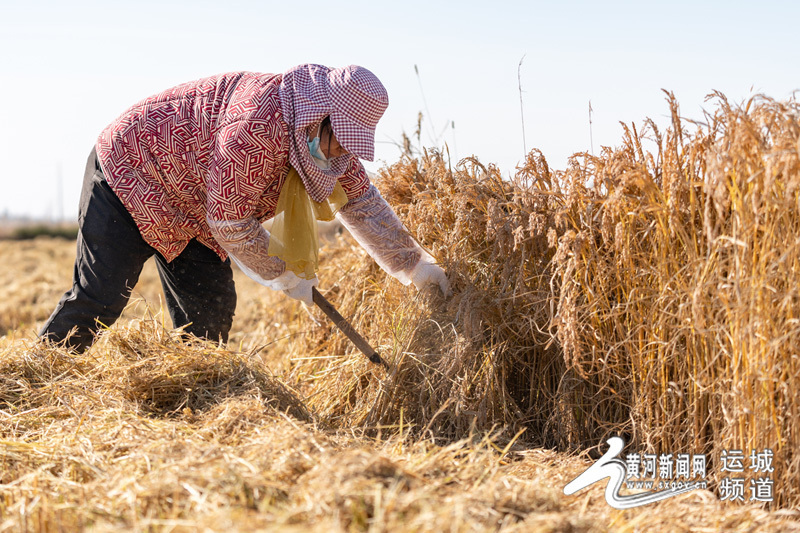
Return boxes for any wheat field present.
[2,93,800,531]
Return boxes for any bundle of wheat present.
[274,150,565,447]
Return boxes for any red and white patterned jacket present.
[95,72,371,263]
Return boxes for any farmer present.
[40,64,450,352]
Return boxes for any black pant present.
[39,149,237,352]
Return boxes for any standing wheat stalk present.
[518,54,527,156]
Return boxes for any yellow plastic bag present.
[268,167,349,279]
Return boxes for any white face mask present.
[307,136,330,170]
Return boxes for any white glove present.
[261,269,319,305]
[410,261,451,297]
[284,276,318,305]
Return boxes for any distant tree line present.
[3,224,79,240]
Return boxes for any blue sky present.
[1,0,797,219]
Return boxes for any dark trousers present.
[39,149,237,352]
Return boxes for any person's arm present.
[337,161,450,296]
[205,117,282,278]
[205,117,317,303]
[207,216,317,304]
[206,216,285,282]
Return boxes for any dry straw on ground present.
[1,92,800,530]
[1,322,797,531]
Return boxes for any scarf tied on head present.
[270,64,389,279]
[278,63,389,202]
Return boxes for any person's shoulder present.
[153,72,279,102]
[225,73,284,121]
[232,72,283,96]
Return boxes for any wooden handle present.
[311,287,387,368]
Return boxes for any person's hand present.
[283,275,318,305]
[410,261,451,297]
[263,270,318,305]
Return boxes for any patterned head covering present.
[279,64,389,202]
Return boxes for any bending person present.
[40,63,449,352]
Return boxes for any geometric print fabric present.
[95,71,371,262]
